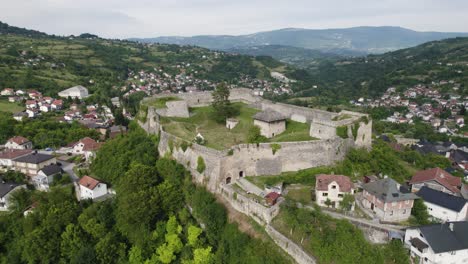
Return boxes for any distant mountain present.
[130,26,468,55]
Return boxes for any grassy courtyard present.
[0,99,24,113]
[160,102,315,150]
[144,96,181,109]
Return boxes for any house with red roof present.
[78,176,107,200]
[265,192,280,206]
[51,99,63,110]
[315,174,355,210]
[410,168,462,195]
[73,137,102,162]
[25,100,37,109]
[0,88,14,96]
[5,136,33,150]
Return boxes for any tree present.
[411,199,431,225]
[339,194,355,211]
[187,225,203,247]
[247,125,267,144]
[211,83,237,123]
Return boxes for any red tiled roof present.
[265,192,280,200]
[52,99,63,105]
[8,136,30,145]
[76,137,102,151]
[0,149,33,159]
[316,174,354,192]
[78,176,101,190]
[410,168,462,193]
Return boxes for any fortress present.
[139,88,372,224]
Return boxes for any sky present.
[1,0,468,39]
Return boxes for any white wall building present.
[78,176,107,200]
[315,174,355,210]
[0,181,26,211]
[405,222,468,264]
[5,136,33,150]
[58,85,89,99]
[417,186,467,222]
[252,110,287,138]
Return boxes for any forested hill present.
[132,26,468,54]
[0,21,286,103]
[289,37,468,104]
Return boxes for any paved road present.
[60,161,79,182]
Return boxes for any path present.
[304,205,406,235]
[60,161,79,182]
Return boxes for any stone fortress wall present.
[140,88,372,191]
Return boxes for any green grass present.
[0,99,24,113]
[270,120,316,142]
[285,185,313,205]
[161,103,259,150]
[161,103,315,150]
[145,96,182,109]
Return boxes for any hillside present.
[0,21,286,101]
[289,37,468,103]
[131,26,468,55]
[227,45,347,68]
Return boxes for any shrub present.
[197,156,206,174]
[180,141,189,152]
[351,123,360,140]
[227,149,234,156]
[271,143,281,155]
[248,126,267,144]
[336,126,349,139]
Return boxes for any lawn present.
[0,99,24,113]
[284,185,314,205]
[161,103,315,150]
[145,96,182,109]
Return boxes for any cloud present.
[0,0,467,38]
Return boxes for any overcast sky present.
[1,0,468,39]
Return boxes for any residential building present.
[404,222,468,264]
[410,168,462,195]
[315,174,355,209]
[13,112,28,122]
[0,179,26,211]
[417,186,467,221]
[78,176,107,200]
[252,110,286,138]
[72,137,102,161]
[1,88,14,96]
[32,164,62,191]
[0,149,33,171]
[13,153,56,176]
[361,178,418,222]
[58,85,89,99]
[5,136,33,150]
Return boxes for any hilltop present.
[131,26,468,55]
[288,37,468,103]
[0,21,287,101]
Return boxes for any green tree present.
[211,83,237,123]
[411,199,431,225]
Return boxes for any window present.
[392,202,397,206]
[403,209,407,214]
[239,171,244,178]
[390,210,393,216]
[331,185,337,189]
[322,193,328,197]
[338,194,343,198]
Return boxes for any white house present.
[0,180,26,211]
[39,104,50,113]
[72,137,102,161]
[405,222,468,264]
[5,136,33,150]
[252,110,286,138]
[33,164,62,191]
[1,88,14,96]
[78,176,107,200]
[417,186,467,222]
[315,174,355,210]
[58,85,89,99]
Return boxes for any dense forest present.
[0,124,291,264]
